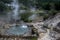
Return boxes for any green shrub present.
[32,37,37,40]
[20,12,33,22]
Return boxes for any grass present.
[32,37,37,40]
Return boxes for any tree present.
[18,0,60,10]
[0,0,12,15]
[55,2,60,10]
[0,0,12,4]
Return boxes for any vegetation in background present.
[0,0,60,20]
[0,0,12,3]
[0,0,12,15]
[20,12,33,22]
[18,0,60,18]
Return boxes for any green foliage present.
[20,12,33,22]
[0,0,12,4]
[20,5,29,10]
[0,0,59,17]
[55,2,60,10]
[18,0,37,8]
[18,0,60,10]
[42,3,50,10]
[43,14,49,20]
[0,0,12,15]
[38,11,49,20]
[32,37,37,40]
[38,9,58,20]
[0,2,7,12]
[18,0,29,7]
[38,13,46,16]
[48,10,57,16]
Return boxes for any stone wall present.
[0,37,31,40]
[0,35,36,40]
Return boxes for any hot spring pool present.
[6,25,31,36]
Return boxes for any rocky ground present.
[27,13,60,40]
[0,13,60,40]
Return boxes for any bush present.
[32,37,37,40]
[20,12,33,22]
[43,14,49,20]
[38,12,49,20]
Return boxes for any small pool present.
[6,24,31,36]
